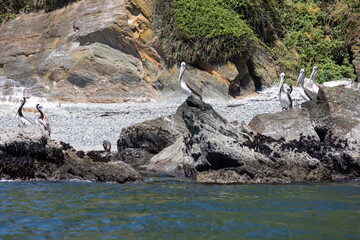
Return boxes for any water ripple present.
[0,180,360,239]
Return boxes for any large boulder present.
[116,102,188,168]
[303,86,360,141]
[0,125,142,183]
[248,108,319,141]
[179,97,331,183]
[146,137,187,175]
[249,87,360,145]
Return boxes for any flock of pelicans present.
[278,66,319,110]
[14,63,319,139]
[15,97,51,135]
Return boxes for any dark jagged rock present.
[180,97,331,183]
[0,125,142,183]
[86,151,112,163]
[118,93,360,183]
[117,104,188,168]
[116,148,154,169]
[119,96,360,183]
[249,86,360,161]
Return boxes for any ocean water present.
[0,178,359,240]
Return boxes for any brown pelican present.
[179,62,203,100]
[278,73,292,110]
[103,140,111,152]
[304,66,319,95]
[296,69,317,101]
[34,104,51,135]
[15,97,34,127]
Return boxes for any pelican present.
[103,140,111,152]
[15,97,34,127]
[179,62,203,100]
[34,104,51,135]
[304,66,319,95]
[296,69,317,101]
[278,72,292,110]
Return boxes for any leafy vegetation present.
[0,0,75,25]
[153,0,258,64]
[271,0,358,83]
[154,0,359,82]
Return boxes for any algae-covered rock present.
[0,125,142,183]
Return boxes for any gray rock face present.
[304,87,360,141]
[146,137,187,175]
[248,108,319,141]
[116,105,188,168]
[117,95,360,183]
[249,87,360,146]
[179,97,331,183]
[0,125,142,183]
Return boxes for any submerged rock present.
[0,125,142,183]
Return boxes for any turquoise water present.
[1,178,360,240]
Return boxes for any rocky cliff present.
[0,0,277,102]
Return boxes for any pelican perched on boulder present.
[296,69,317,102]
[15,97,34,127]
[179,62,203,100]
[34,104,51,135]
[304,66,319,95]
[278,73,292,110]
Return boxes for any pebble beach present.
[0,86,302,152]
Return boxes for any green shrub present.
[154,0,357,82]
[0,0,75,24]
[271,0,357,83]
[153,0,258,64]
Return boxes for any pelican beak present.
[15,109,19,118]
[278,81,282,94]
[296,74,302,87]
[43,111,49,121]
[178,66,185,81]
[309,68,317,81]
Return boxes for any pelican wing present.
[286,91,293,109]
[303,87,317,101]
[185,81,202,100]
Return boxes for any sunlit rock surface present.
[0,0,278,102]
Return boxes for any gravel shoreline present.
[0,86,301,152]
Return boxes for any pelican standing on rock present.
[278,73,293,110]
[103,140,111,152]
[296,69,317,102]
[15,97,34,127]
[34,104,51,135]
[179,62,203,100]
[304,66,319,95]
